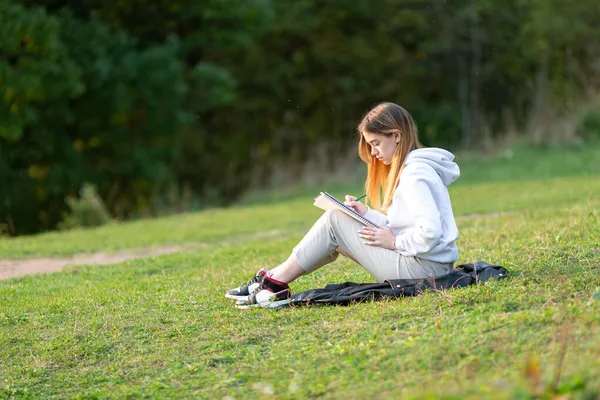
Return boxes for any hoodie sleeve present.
[363,206,389,227]
[394,166,443,254]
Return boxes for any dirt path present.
[0,245,188,280]
[0,210,508,281]
[0,229,283,281]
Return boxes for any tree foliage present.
[2,0,600,234]
[1,2,190,233]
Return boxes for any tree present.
[1,3,190,234]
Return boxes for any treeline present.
[1,0,600,235]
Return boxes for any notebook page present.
[313,192,381,228]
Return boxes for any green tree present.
[0,0,82,142]
[3,0,600,235]
[1,3,190,234]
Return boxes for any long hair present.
[357,102,422,211]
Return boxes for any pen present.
[355,194,367,202]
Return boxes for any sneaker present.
[235,275,291,309]
[225,268,268,301]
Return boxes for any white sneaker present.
[225,268,268,301]
[235,275,291,309]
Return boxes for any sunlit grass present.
[0,145,599,398]
[1,175,598,259]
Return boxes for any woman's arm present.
[363,206,389,227]
[344,195,389,227]
[393,171,443,254]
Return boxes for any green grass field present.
[1,144,599,399]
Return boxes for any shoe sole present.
[224,293,249,301]
[235,298,291,310]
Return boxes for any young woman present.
[226,102,460,308]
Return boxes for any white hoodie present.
[363,148,460,263]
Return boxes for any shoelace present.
[240,272,262,292]
[246,279,268,303]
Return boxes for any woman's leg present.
[271,209,400,283]
[396,256,454,279]
[268,254,305,283]
[269,211,339,282]
[269,252,339,283]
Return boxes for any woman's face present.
[363,131,399,165]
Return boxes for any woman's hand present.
[344,195,368,216]
[358,226,396,250]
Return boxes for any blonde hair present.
[357,102,422,211]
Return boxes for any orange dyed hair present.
[357,102,422,211]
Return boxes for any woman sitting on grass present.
[226,102,460,308]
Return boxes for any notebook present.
[313,192,382,228]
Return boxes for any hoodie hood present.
[405,148,460,186]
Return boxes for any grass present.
[1,143,599,399]
[2,142,599,258]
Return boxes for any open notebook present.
[313,192,382,228]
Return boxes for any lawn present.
[1,144,599,399]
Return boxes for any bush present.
[577,107,600,140]
[0,4,190,235]
[58,183,111,230]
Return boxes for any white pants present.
[292,210,453,283]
